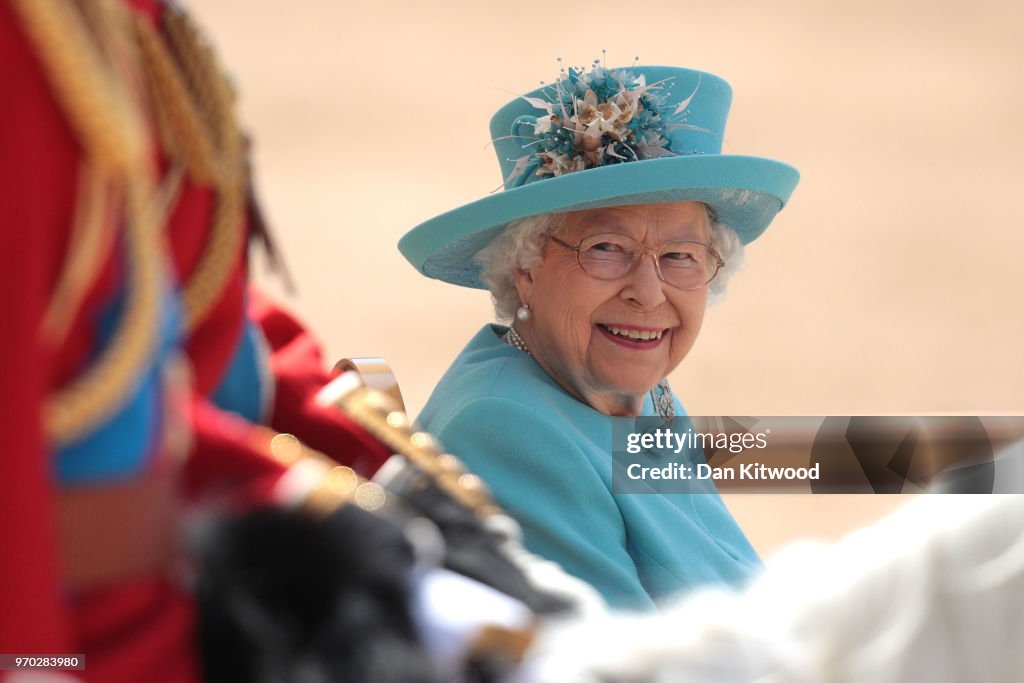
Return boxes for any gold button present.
[325,466,359,495]
[354,482,386,511]
[410,431,436,449]
[270,433,302,464]
[436,453,463,474]
[458,473,484,493]
[386,411,408,428]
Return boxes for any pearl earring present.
[516,304,531,322]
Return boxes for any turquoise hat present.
[399,65,799,289]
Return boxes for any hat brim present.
[399,154,799,289]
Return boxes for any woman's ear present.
[513,266,534,309]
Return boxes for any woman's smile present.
[595,323,671,349]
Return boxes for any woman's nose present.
[621,252,668,309]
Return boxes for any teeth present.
[603,325,663,341]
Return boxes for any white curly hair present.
[474,205,745,322]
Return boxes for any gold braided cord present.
[40,164,119,347]
[180,169,247,332]
[160,8,237,158]
[45,168,164,447]
[135,7,247,332]
[133,16,219,184]
[10,0,146,174]
[12,0,165,446]
[28,0,150,349]
[78,0,146,102]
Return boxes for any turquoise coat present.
[418,325,762,610]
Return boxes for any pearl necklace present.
[503,326,531,356]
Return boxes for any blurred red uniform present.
[0,1,390,680]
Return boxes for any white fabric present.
[408,566,534,683]
[515,495,1024,683]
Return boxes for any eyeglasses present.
[550,233,725,290]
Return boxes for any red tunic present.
[0,2,390,679]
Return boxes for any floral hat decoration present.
[399,60,799,289]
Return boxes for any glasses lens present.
[573,234,721,288]
[657,242,720,288]
[577,234,638,279]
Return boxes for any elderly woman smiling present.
[399,64,798,609]
[477,201,731,417]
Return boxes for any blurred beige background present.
[191,0,1022,557]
